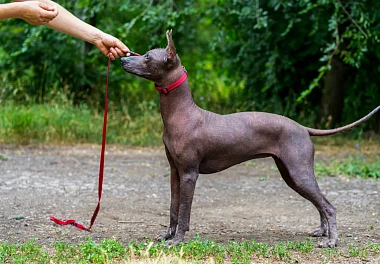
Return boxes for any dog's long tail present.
[304,105,380,136]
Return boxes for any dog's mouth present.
[120,56,134,67]
[120,57,138,73]
[120,57,152,79]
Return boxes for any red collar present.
[155,67,187,94]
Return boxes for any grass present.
[315,155,380,179]
[0,103,162,146]
[1,237,379,263]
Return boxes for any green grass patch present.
[0,103,162,146]
[315,155,380,179]
[0,237,379,263]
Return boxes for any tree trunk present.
[319,55,349,128]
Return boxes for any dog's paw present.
[308,227,328,237]
[165,237,183,248]
[318,238,338,248]
[155,232,172,242]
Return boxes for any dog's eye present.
[145,54,150,60]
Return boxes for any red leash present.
[50,58,111,231]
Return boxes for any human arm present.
[0,1,58,25]
[12,0,130,59]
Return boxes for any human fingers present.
[40,11,57,22]
[20,1,47,25]
[114,47,126,57]
[38,2,57,12]
[113,38,130,55]
[109,47,120,59]
[102,34,129,55]
[38,3,59,21]
[108,52,116,60]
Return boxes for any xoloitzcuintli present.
[121,30,380,248]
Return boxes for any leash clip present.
[129,51,141,56]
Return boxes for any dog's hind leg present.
[310,209,328,237]
[274,157,328,237]
[273,152,337,248]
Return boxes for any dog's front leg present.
[155,165,180,242]
[166,170,199,247]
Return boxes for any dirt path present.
[0,144,379,251]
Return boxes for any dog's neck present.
[155,67,187,94]
[158,67,199,127]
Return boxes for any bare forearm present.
[45,3,102,44]
[0,2,28,20]
[0,3,18,20]
[11,0,129,59]
[4,1,57,25]
[13,0,102,44]
[44,1,130,58]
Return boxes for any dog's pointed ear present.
[165,29,176,65]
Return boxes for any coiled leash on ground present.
[51,51,140,231]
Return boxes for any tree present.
[1,0,379,134]
[0,0,213,107]
[212,0,380,131]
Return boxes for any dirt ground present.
[0,143,379,253]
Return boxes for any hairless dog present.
[121,30,380,248]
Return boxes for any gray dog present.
[121,30,380,248]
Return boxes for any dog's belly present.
[198,153,271,174]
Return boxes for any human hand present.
[93,32,130,60]
[19,1,58,26]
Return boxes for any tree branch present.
[337,0,368,39]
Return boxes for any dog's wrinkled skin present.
[121,30,380,248]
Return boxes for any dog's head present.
[121,30,181,86]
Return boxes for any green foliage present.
[1,237,380,263]
[0,239,50,264]
[0,0,226,108]
[315,155,380,179]
[0,0,379,138]
[212,0,380,128]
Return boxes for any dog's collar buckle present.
[160,87,169,94]
[155,66,187,94]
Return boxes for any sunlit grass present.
[1,237,379,263]
[0,103,162,146]
[315,155,380,179]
